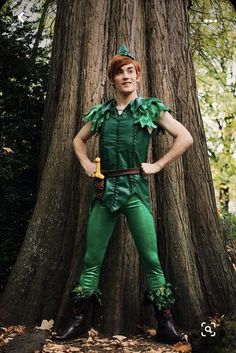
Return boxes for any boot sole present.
[52,331,89,341]
[156,336,187,345]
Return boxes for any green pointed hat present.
[117,44,136,60]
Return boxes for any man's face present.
[112,63,140,94]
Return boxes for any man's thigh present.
[121,194,158,253]
[85,199,117,260]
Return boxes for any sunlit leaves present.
[189,0,236,211]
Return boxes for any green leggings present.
[79,194,166,291]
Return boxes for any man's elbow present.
[72,135,80,151]
[72,136,77,145]
[184,132,193,148]
[177,131,193,149]
[72,136,76,148]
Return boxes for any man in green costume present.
[54,45,193,343]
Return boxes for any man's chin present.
[121,91,136,97]
[119,88,136,94]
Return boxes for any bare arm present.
[141,111,193,175]
[73,122,97,176]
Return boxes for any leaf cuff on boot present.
[144,283,175,310]
[71,284,102,305]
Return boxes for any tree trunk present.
[145,0,206,328]
[0,0,235,335]
[164,0,236,319]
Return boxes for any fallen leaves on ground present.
[146,329,156,337]
[172,342,192,353]
[41,330,192,353]
[37,319,55,331]
[0,324,26,347]
[0,324,192,353]
[112,335,127,342]
[1,324,26,334]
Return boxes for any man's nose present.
[122,72,129,79]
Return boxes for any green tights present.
[79,194,166,292]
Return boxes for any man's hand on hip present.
[141,162,163,176]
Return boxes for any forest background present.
[0,0,235,311]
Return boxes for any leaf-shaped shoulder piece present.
[131,97,174,134]
[82,99,115,132]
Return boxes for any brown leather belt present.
[102,168,142,177]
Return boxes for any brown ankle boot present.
[53,296,94,341]
[155,308,186,344]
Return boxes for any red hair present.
[108,55,141,80]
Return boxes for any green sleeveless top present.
[83,97,172,213]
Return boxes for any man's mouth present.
[122,82,131,86]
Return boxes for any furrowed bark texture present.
[0,0,235,334]
[145,1,205,328]
[165,0,236,313]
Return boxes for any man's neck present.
[115,91,138,108]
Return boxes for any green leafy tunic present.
[83,97,172,213]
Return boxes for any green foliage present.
[189,0,236,211]
[219,212,236,242]
[145,283,175,310]
[71,284,102,305]
[0,2,53,290]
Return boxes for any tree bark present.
[145,0,206,328]
[0,0,235,335]
[165,0,236,318]
[0,0,87,325]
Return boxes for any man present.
[54,45,193,343]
